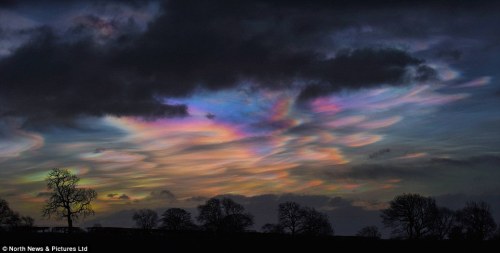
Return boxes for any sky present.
[0,0,500,235]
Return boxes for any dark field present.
[1,231,498,252]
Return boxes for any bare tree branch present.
[41,168,97,229]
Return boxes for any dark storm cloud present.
[0,28,187,125]
[2,0,499,124]
[0,0,152,8]
[123,0,432,96]
[297,48,426,101]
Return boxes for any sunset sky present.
[1,0,499,234]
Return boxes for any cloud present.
[0,119,44,159]
[134,190,177,204]
[318,155,500,197]
[106,193,130,201]
[2,0,496,125]
[297,48,430,101]
[36,192,52,198]
[80,149,146,164]
[429,155,500,167]
[150,190,176,200]
[78,79,470,199]
[186,196,208,202]
[353,155,500,179]
[0,28,188,125]
[326,164,426,181]
[368,148,391,159]
[118,194,130,200]
[0,0,450,124]
[0,0,154,8]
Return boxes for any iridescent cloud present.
[456,76,492,88]
[61,73,467,205]
[0,121,44,159]
[3,64,480,219]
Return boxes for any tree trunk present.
[67,215,73,231]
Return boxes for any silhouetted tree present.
[356,226,381,239]
[261,223,284,233]
[277,202,333,236]
[220,198,253,232]
[133,209,158,230]
[21,216,35,227]
[197,198,222,231]
[278,202,303,235]
[3,214,19,229]
[448,225,466,240]
[197,198,253,233]
[455,201,496,240]
[161,208,195,231]
[7,213,35,228]
[0,198,35,230]
[42,168,97,229]
[493,226,500,240]
[300,207,333,236]
[0,199,16,229]
[430,207,455,240]
[381,193,438,239]
[222,212,253,233]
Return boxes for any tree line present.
[1,169,499,240]
[132,193,499,241]
[132,198,254,233]
[132,198,333,236]
[381,193,497,240]
[0,199,34,231]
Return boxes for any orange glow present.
[359,116,402,129]
[394,152,427,160]
[339,133,382,147]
